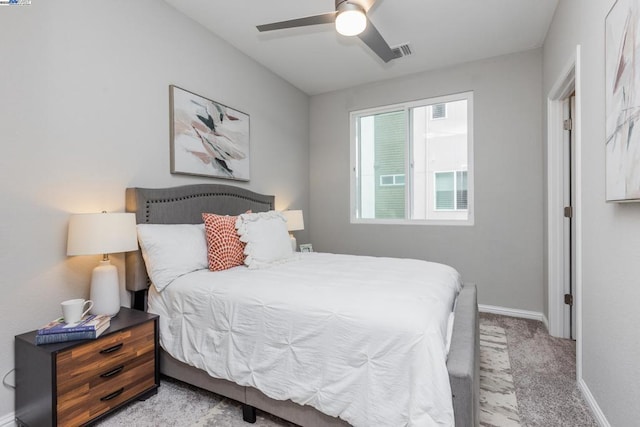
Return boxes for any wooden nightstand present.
[15,307,159,426]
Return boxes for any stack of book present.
[35,314,111,345]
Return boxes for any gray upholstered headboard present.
[124,184,274,309]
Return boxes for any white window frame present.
[350,91,474,226]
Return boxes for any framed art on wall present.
[605,0,640,201]
[170,85,250,181]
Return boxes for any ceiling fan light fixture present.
[335,3,367,36]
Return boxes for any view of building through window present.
[352,92,472,224]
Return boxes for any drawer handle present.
[100,387,124,402]
[100,343,123,354]
[100,365,125,378]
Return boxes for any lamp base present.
[289,234,297,252]
[90,260,121,316]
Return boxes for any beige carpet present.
[480,313,597,427]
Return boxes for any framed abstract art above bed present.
[605,0,640,202]
[170,85,250,181]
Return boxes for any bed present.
[125,184,479,427]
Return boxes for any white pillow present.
[136,223,208,291]
[235,211,294,269]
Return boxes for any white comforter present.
[148,252,462,426]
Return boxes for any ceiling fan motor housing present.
[336,1,365,13]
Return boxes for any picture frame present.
[170,85,250,181]
[605,0,640,201]
[299,243,313,253]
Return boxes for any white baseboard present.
[0,412,16,427]
[541,313,549,331]
[578,378,610,427]
[479,304,545,323]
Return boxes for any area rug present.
[97,325,520,426]
[479,324,521,426]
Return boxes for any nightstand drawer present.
[56,321,154,385]
[56,354,155,426]
[57,346,155,403]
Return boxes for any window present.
[351,91,473,225]
[380,174,405,186]
[435,171,467,210]
[432,103,447,119]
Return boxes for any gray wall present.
[544,0,640,424]
[0,0,309,418]
[309,49,544,312]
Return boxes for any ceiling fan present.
[256,0,401,63]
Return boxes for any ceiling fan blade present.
[257,12,337,32]
[357,17,401,63]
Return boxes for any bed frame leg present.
[242,404,257,423]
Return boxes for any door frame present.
[546,45,582,374]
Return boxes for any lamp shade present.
[67,212,138,256]
[282,210,304,232]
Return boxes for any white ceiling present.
[164,0,559,95]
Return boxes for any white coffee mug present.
[61,299,94,324]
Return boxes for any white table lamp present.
[67,212,138,316]
[281,210,304,251]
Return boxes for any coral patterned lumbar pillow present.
[202,213,246,271]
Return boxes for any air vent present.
[392,43,413,58]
